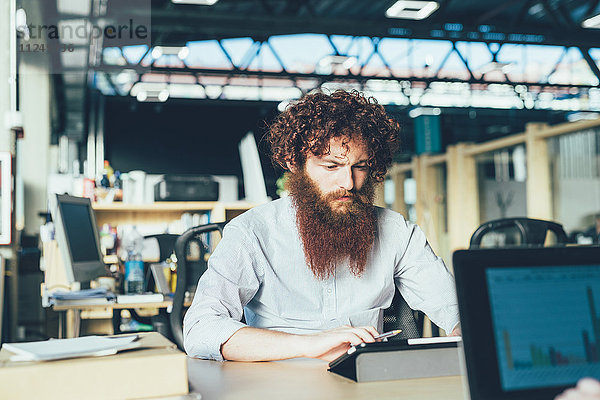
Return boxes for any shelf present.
[92,201,257,212]
[91,200,260,227]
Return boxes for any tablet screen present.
[486,265,600,391]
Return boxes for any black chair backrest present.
[469,217,568,248]
[382,288,424,339]
[170,222,226,350]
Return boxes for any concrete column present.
[18,0,55,235]
[0,0,12,153]
[0,0,16,344]
[18,62,53,234]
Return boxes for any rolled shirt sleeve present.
[394,221,461,334]
[183,222,263,360]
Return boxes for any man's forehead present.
[316,137,367,157]
[313,137,368,158]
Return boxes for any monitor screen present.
[52,194,107,285]
[486,265,600,392]
[58,202,101,263]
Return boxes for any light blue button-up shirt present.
[183,196,460,360]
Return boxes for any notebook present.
[453,246,600,400]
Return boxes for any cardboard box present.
[0,332,188,400]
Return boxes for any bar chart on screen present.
[486,265,600,391]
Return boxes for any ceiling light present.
[131,83,170,102]
[316,55,357,74]
[171,0,219,5]
[151,46,190,60]
[136,91,148,102]
[479,61,514,75]
[318,55,357,68]
[409,107,441,118]
[582,14,600,28]
[385,1,439,20]
[157,89,170,102]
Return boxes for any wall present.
[479,180,527,223]
[554,178,600,233]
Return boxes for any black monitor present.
[51,194,107,286]
[453,246,600,400]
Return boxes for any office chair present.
[171,222,226,350]
[382,288,425,339]
[469,217,568,248]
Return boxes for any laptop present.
[453,246,600,400]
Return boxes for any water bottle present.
[124,226,144,294]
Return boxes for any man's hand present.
[449,324,461,337]
[556,378,600,400]
[221,325,378,362]
[300,325,379,362]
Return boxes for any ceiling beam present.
[138,10,600,48]
[83,63,600,90]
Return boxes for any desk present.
[187,358,467,400]
[52,299,191,338]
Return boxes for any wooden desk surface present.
[52,300,173,311]
[51,299,193,311]
[187,358,467,400]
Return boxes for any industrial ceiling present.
[27,0,600,143]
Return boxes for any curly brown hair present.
[266,90,400,182]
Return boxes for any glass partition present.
[548,128,600,244]
[476,145,528,220]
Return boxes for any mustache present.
[324,188,368,204]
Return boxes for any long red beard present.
[286,170,377,279]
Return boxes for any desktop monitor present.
[51,194,107,286]
[454,246,600,400]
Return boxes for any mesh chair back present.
[171,222,226,350]
[382,288,423,339]
[470,217,567,248]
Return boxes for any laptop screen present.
[486,265,600,391]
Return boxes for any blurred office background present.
[1,0,599,342]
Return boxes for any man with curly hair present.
[184,90,460,362]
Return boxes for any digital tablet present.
[328,336,462,382]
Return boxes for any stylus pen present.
[374,329,402,340]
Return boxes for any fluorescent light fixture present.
[151,46,190,60]
[385,1,439,20]
[278,100,291,112]
[316,55,357,74]
[318,55,357,69]
[131,83,170,102]
[171,0,219,5]
[582,14,600,28]
[566,112,600,122]
[479,61,514,75]
[136,91,148,102]
[409,107,441,118]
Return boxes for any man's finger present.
[344,333,364,347]
[347,327,376,343]
[362,326,379,338]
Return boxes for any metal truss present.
[89,33,600,110]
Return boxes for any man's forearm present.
[221,327,308,361]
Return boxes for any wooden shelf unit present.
[92,201,257,226]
